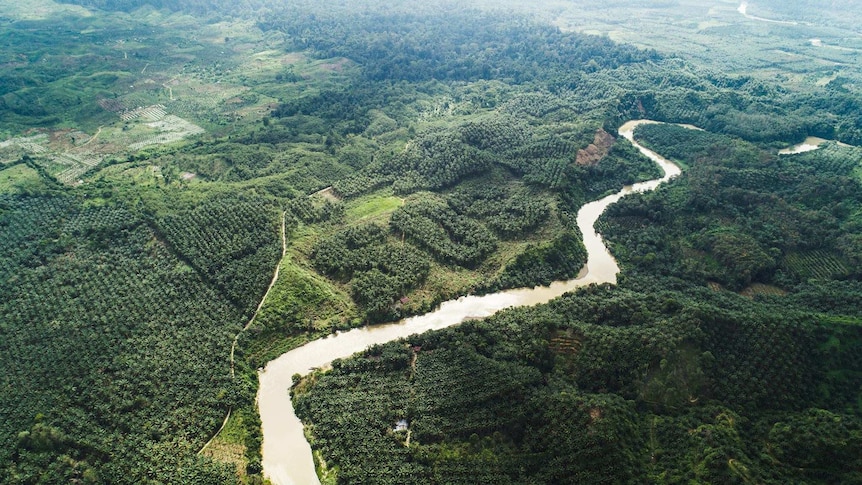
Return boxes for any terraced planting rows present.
[120,104,168,122]
[783,249,850,280]
[548,332,584,356]
[53,153,103,184]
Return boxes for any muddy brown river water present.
[257,119,683,484]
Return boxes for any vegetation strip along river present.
[257,120,682,485]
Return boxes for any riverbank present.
[257,120,683,485]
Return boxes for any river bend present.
[257,119,683,485]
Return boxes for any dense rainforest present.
[0,0,861,483]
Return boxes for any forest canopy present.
[2,0,862,483]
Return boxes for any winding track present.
[198,210,287,455]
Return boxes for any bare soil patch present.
[576,128,615,166]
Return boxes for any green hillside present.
[1,0,861,483]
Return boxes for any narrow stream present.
[257,119,682,485]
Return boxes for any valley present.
[1,1,861,484]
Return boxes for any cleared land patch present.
[739,283,788,299]
[127,114,206,150]
[0,164,43,194]
[0,134,49,163]
[345,192,403,222]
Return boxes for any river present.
[737,2,799,25]
[257,119,683,485]
[778,136,829,155]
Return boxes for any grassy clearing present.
[287,224,323,261]
[119,165,163,187]
[201,412,248,481]
[398,262,480,315]
[484,239,536,274]
[244,250,354,366]
[270,259,353,327]
[0,164,44,194]
[345,190,403,222]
